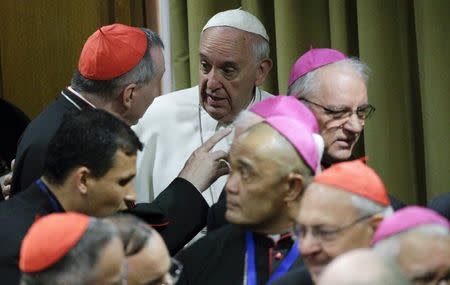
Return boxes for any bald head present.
[318,249,411,285]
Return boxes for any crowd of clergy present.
[0,8,448,285]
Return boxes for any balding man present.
[177,116,321,284]
[19,212,125,285]
[274,159,392,284]
[134,9,274,205]
[318,249,411,285]
[108,214,182,285]
[373,206,450,285]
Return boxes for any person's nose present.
[124,181,136,207]
[299,230,321,256]
[205,68,222,93]
[225,172,240,195]
[342,113,364,133]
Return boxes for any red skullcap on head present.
[19,212,90,273]
[314,158,390,206]
[79,23,148,80]
[288,48,347,87]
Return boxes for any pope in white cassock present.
[133,9,274,205]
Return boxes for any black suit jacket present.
[10,88,91,195]
[0,178,208,284]
[270,267,314,285]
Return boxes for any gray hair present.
[249,34,270,62]
[20,218,118,285]
[351,194,394,218]
[287,58,370,99]
[106,214,153,256]
[71,28,164,100]
[373,224,450,259]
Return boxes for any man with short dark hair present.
[0,109,215,283]
[19,212,124,285]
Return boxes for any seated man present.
[318,249,411,285]
[274,159,393,284]
[19,212,125,285]
[107,214,182,285]
[373,206,450,285]
[177,116,322,284]
[0,109,213,283]
[287,48,405,210]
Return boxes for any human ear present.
[254,58,273,86]
[284,173,305,203]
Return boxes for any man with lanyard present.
[176,116,322,285]
[133,9,274,205]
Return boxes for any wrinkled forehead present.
[299,183,357,222]
[200,26,256,56]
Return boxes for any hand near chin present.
[178,128,231,192]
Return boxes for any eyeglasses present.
[169,258,183,284]
[293,214,374,244]
[299,98,375,121]
[150,258,183,285]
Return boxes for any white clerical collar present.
[67,86,96,109]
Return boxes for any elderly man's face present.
[199,27,268,124]
[305,65,368,162]
[296,183,376,283]
[225,126,289,232]
[127,232,175,285]
[86,150,137,217]
[397,232,450,285]
[90,236,126,285]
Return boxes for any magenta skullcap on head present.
[288,48,348,87]
[250,96,319,134]
[264,116,319,172]
[372,206,450,245]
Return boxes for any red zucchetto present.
[78,23,147,80]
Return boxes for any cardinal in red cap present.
[19,212,125,285]
[292,158,393,283]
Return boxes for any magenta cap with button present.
[250,96,319,134]
[372,206,450,245]
[288,48,348,87]
[264,116,319,172]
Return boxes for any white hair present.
[287,58,370,99]
[351,194,393,218]
[373,224,450,259]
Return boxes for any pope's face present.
[199,27,266,124]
